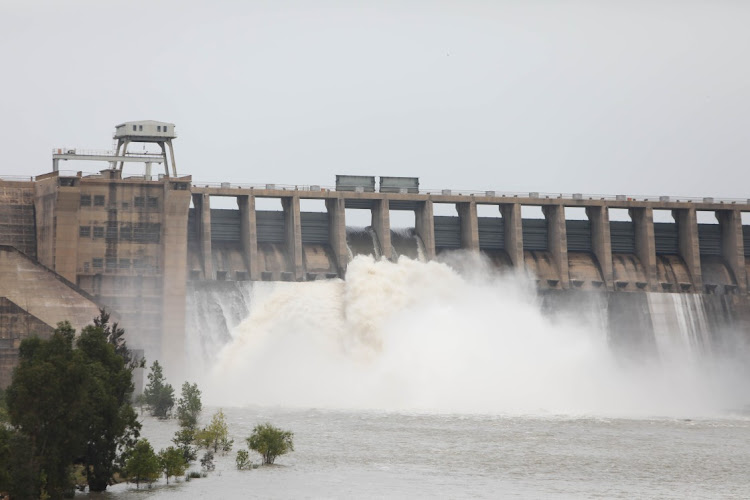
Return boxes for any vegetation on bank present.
[0,310,295,498]
[0,312,140,498]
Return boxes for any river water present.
[92,408,750,499]
[91,255,750,498]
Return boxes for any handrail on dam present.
[190,180,750,206]
[4,169,749,205]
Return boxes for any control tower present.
[113,120,178,177]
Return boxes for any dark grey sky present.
[1,0,748,201]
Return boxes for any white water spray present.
[200,255,750,417]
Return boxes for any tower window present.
[139,125,143,131]
[132,125,137,131]
[94,195,105,206]
[157,126,161,132]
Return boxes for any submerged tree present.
[176,382,202,430]
[246,423,294,465]
[124,439,160,488]
[235,449,251,470]
[172,427,198,464]
[158,446,188,484]
[196,409,233,454]
[144,360,174,418]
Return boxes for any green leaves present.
[196,409,233,454]
[144,361,175,419]
[235,449,251,470]
[158,446,188,484]
[3,311,141,495]
[124,439,160,488]
[246,423,294,465]
[176,382,202,429]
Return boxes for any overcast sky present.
[1,0,749,205]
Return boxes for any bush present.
[200,451,215,472]
[144,361,174,418]
[246,423,294,465]
[124,439,160,489]
[158,446,188,484]
[236,449,251,470]
[176,382,202,429]
[196,409,233,454]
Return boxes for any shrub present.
[246,423,294,465]
[236,449,251,470]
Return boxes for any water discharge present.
[195,255,750,418]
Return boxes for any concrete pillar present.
[326,197,349,276]
[160,181,191,380]
[457,201,479,252]
[630,207,657,291]
[192,193,213,280]
[282,195,303,280]
[371,199,392,260]
[717,209,746,293]
[500,203,524,270]
[238,195,260,280]
[54,186,81,283]
[586,205,614,290]
[673,208,702,291]
[415,200,436,260]
[542,205,569,288]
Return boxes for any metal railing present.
[52,148,163,158]
[3,168,749,205]
[190,181,750,205]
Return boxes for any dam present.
[1,120,749,383]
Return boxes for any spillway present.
[187,254,750,416]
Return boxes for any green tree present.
[176,382,202,429]
[235,449,251,470]
[158,446,187,484]
[93,308,144,369]
[200,450,215,472]
[246,423,294,465]
[144,360,174,418]
[124,439,160,489]
[76,314,141,492]
[5,322,88,498]
[196,409,233,454]
[172,427,198,464]
[4,313,141,495]
[0,426,37,499]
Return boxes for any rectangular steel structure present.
[478,217,505,250]
[610,221,636,254]
[433,216,461,249]
[379,176,419,194]
[654,222,679,254]
[697,223,722,255]
[522,219,547,251]
[566,220,592,252]
[336,175,376,192]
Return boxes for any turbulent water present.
[92,254,750,498]
[189,254,750,418]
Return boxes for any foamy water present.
[198,255,750,417]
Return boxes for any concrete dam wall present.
[185,188,746,297]
[2,169,750,379]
